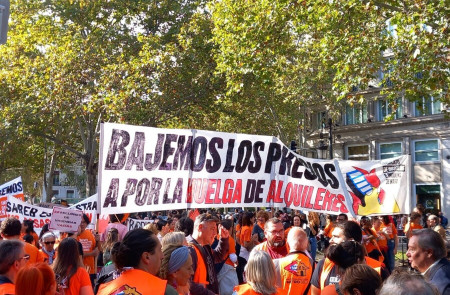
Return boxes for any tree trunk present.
[44,149,57,203]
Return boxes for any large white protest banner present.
[99,123,354,215]
[98,123,411,216]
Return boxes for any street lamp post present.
[328,118,333,159]
[0,0,10,45]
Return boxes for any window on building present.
[378,98,403,120]
[414,139,439,162]
[52,171,60,186]
[347,145,369,160]
[379,142,402,159]
[67,190,75,199]
[414,97,441,116]
[316,112,327,129]
[416,184,440,211]
[52,190,59,198]
[345,103,368,125]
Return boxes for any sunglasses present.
[44,241,56,245]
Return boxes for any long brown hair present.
[52,237,81,288]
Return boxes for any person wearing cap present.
[189,213,229,295]
[160,245,194,295]
[39,232,57,265]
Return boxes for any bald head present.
[287,227,308,252]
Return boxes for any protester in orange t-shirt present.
[360,217,383,262]
[373,217,388,264]
[76,214,98,286]
[53,237,93,295]
[220,220,238,267]
[252,210,269,243]
[284,215,301,237]
[404,212,423,239]
[39,232,57,265]
[379,215,398,272]
[323,215,335,238]
[22,220,40,248]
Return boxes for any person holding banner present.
[0,240,27,295]
[0,217,44,266]
[77,214,99,287]
[97,228,177,295]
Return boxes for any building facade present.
[305,94,449,220]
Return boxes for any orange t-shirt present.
[77,230,96,274]
[240,225,252,245]
[24,242,44,266]
[323,223,334,238]
[404,222,422,238]
[39,249,57,265]
[321,283,339,295]
[0,282,15,295]
[284,227,291,237]
[235,224,242,243]
[225,236,237,266]
[32,232,39,247]
[374,227,387,250]
[380,223,397,240]
[362,228,378,253]
[62,267,93,295]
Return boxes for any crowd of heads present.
[0,205,447,295]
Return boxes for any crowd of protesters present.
[0,205,448,295]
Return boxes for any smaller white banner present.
[126,218,154,231]
[49,206,83,232]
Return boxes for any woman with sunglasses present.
[39,232,57,265]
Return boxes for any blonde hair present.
[308,211,320,226]
[144,223,158,235]
[245,250,277,295]
[103,228,119,252]
[162,232,186,248]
